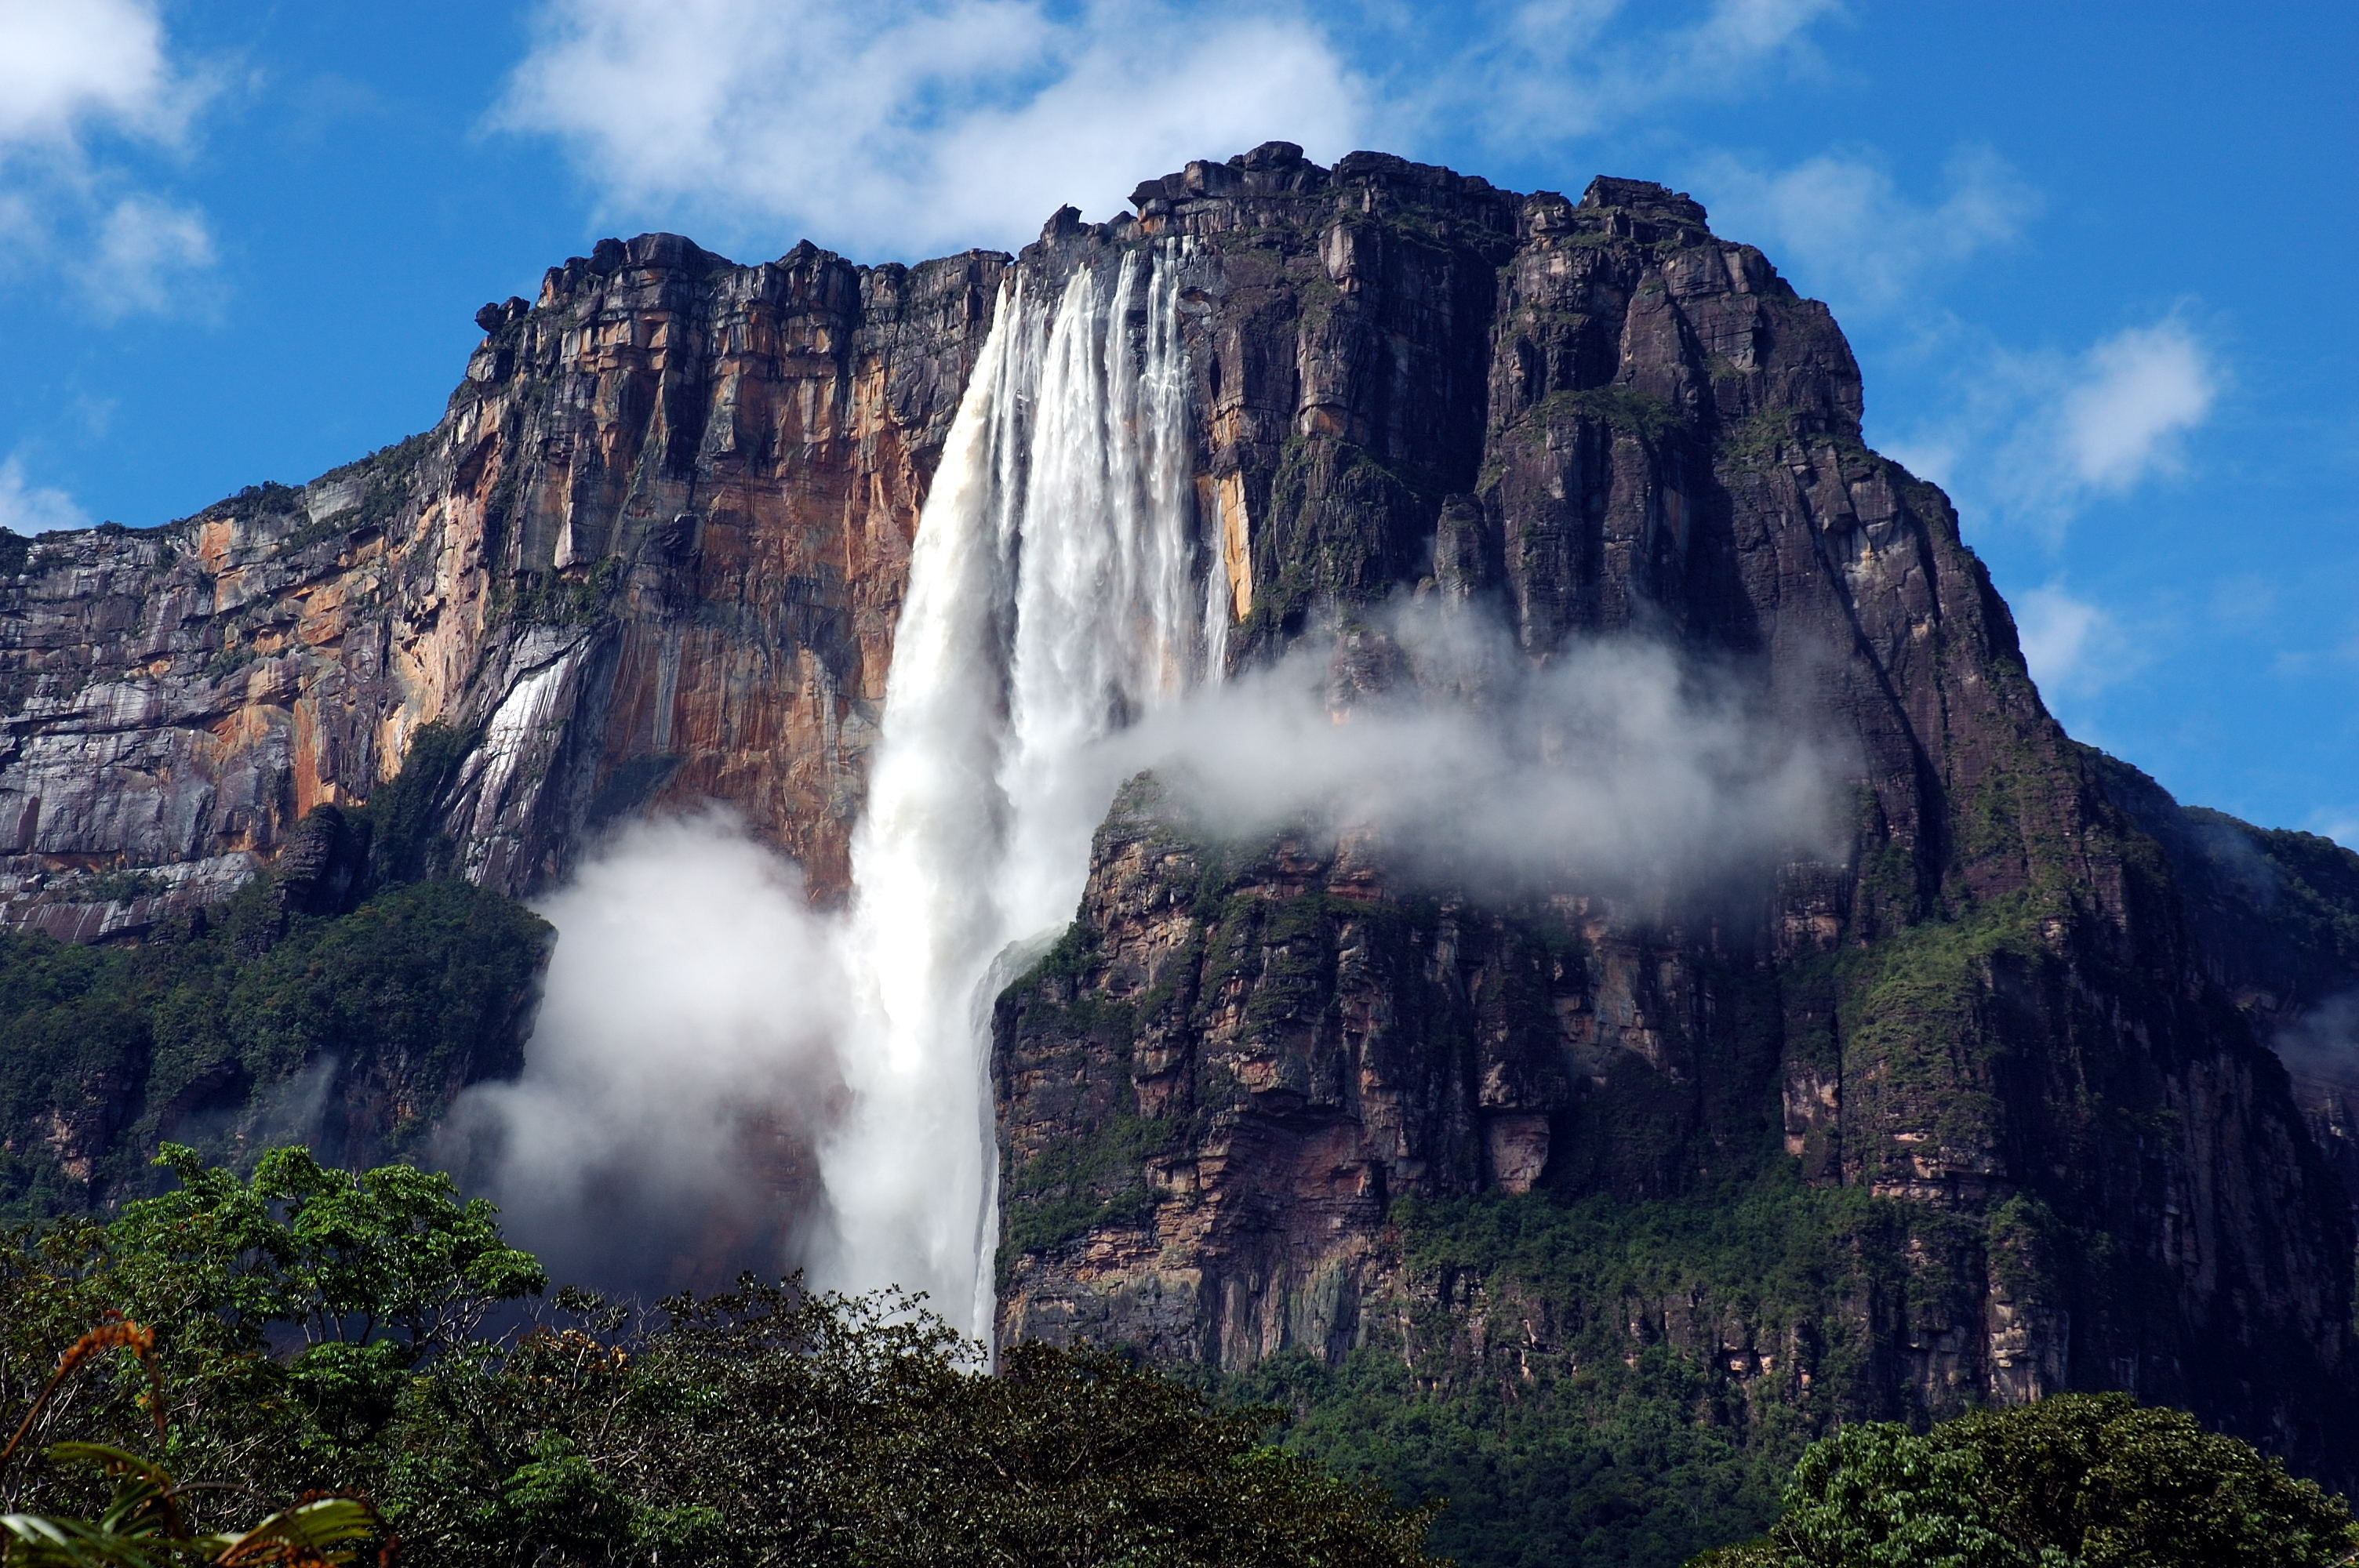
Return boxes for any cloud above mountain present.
[1888,313,2222,540]
[0,0,218,320]
[498,0,1371,256]
[1689,146,2034,311]
[0,456,91,535]
[496,0,1845,256]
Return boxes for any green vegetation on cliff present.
[1235,1184,1894,1568]
[0,877,549,1218]
[0,725,551,1218]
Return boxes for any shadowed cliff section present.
[976,146,2359,1556]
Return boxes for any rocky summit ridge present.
[5,143,2359,1541]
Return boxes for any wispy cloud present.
[1689,146,2033,311]
[1888,314,2222,539]
[498,0,1370,256]
[0,0,218,320]
[1430,0,1840,150]
[87,193,217,319]
[2011,581,2142,705]
[496,0,1848,257]
[0,457,91,535]
[0,0,194,148]
[2054,321,2216,490]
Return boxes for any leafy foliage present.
[0,878,549,1219]
[2,1149,1444,1568]
[1235,1185,1904,1568]
[1699,1393,2359,1567]
[0,1320,389,1568]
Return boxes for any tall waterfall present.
[820,244,1209,1341]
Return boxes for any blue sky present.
[1,0,2353,842]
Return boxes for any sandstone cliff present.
[980,149,2359,1486]
[0,235,1004,943]
[5,142,2357,1527]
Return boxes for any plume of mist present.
[470,601,1841,1303]
[1108,597,1845,905]
[445,810,849,1296]
[2274,994,2359,1094]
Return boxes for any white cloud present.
[2056,320,2216,490]
[1106,597,1842,901]
[2012,582,2139,702]
[449,810,852,1292]
[0,456,91,534]
[498,0,1369,256]
[1889,314,2222,537]
[497,0,1849,257]
[1444,0,1840,147]
[0,0,216,319]
[86,193,216,319]
[1690,146,2032,310]
[0,0,190,150]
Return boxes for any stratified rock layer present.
[0,235,1005,937]
[5,144,2357,1489]
[984,148,2359,1476]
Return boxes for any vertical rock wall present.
[0,234,1005,936]
[4,142,2356,1478]
[987,147,2359,1475]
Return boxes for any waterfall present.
[820,243,1208,1341]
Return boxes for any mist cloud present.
[1113,599,1842,903]
[448,811,849,1294]
[474,605,1841,1297]
[2274,994,2359,1097]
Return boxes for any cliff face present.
[983,148,2359,1474]
[0,234,1003,942]
[5,143,2357,1502]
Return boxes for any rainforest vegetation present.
[5,1146,2354,1568]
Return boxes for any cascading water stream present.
[820,243,1209,1341]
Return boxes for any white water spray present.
[820,244,1208,1341]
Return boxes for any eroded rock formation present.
[5,143,2357,1492]
[0,235,1004,940]
[980,149,2359,1476]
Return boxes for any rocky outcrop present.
[0,234,1005,935]
[986,149,2359,1475]
[5,143,2354,1488]
[2089,750,2359,1204]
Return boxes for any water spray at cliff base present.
[454,244,1837,1339]
[459,249,1208,1332]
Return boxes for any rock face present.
[0,235,1005,938]
[5,143,2358,1490]
[983,147,2359,1475]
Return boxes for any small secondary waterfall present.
[820,244,1210,1341]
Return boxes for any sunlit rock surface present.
[4,144,2358,1486]
[0,235,1004,931]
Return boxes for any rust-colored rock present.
[0,235,1006,934]
[6,147,2359,1490]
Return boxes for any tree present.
[6,1149,1447,1568]
[1,1319,387,1568]
[104,1145,547,1364]
[1695,1392,2359,1568]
